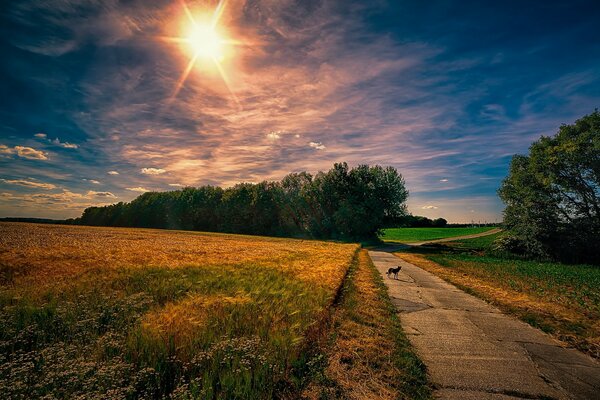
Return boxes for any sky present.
[1,0,599,222]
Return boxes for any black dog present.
[387,265,402,279]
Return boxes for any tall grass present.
[0,223,358,399]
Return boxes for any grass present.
[395,233,600,358]
[0,222,359,399]
[439,231,504,251]
[303,250,431,400]
[380,227,496,243]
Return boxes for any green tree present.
[498,110,600,264]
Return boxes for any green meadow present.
[380,227,496,243]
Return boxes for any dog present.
[387,265,402,279]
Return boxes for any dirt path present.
[406,228,503,246]
[369,250,600,400]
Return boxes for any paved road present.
[369,250,600,400]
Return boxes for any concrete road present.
[369,250,600,400]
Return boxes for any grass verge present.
[395,236,600,359]
[303,249,431,399]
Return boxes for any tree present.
[498,110,600,264]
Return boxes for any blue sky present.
[1,0,599,222]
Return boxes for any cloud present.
[267,131,281,140]
[14,146,48,160]
[107,170,120,175]
[421,205,439,210]
[141,167,166,175]
[1,144,48,160]
[59,142,79,149]
[87,191,116,198]
[51,138,78,149]
[83,179,101,184]
[0,179,56,189]
[34,134,79,149]
[126,187,149,192]
[168,183,184,187]
[439,178,449,182]
[309,142,326,150]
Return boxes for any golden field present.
[0,223,358,399]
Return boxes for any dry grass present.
[303,250,430,400]
[0,222,354,291]
[0,222,359,399]
[397,252,600,358]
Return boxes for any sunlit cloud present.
[169,183,184,187]
[1,145,48,160]
[87,191,116,198]
[439,178,449,182]
[107,171,120,175]
[0,179,56,189]
[422,205,439,210]
[309,142,326,150]
[126,187,150,192]
[141,168,167,175]
[266,131,281,140]
[34,133,47,139]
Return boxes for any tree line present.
[76,163,409,240]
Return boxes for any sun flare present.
[162,0,239,100]
[187,23,225,60]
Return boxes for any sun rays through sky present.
[161,0,242,101]
[1,0,599,222]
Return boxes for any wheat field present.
[0,222,359,399]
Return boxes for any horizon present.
[1,0,599,223]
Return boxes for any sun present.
[187,23,225,60]
[161,0,240,100]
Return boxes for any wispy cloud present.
[126,187,149,192]
[2,0,599,221]
[422,205,438,210]
[87,191,116,198]
[0,179,56,189]
[34,133,79,149]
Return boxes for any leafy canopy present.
[498,110,600,264]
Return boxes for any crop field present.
[0,223,359,399]
[397,235,600,358]
[380,227,495,243]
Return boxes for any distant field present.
[396,233,600,358]
[0,223,358,399]
[380,227,496,243]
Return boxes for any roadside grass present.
[0,222,358,399]
[380,227,496,243]
[304,250,431,400]
[395,235,600,358]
